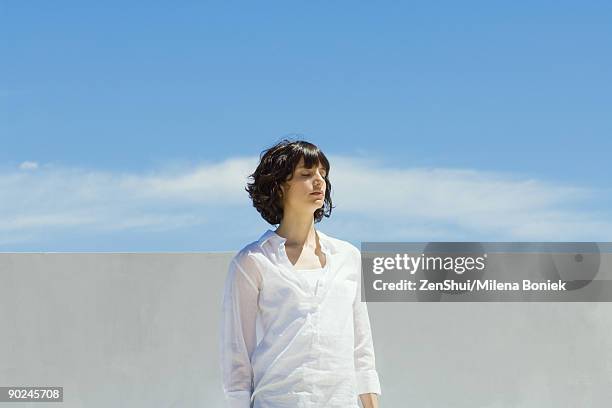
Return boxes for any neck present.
[275,211,318,248]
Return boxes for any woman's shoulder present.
[227,240,268,287]
[318,230,361,257]
[231,233,269,268]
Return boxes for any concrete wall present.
[1,253,611,407]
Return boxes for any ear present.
[277,183,287,204]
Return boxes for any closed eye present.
[300,169,327,177]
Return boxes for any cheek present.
[285,181,309,200]
[293,180,310,192]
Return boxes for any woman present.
[219,140,381,407]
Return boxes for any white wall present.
[1,253,611,407]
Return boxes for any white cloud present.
[0,155,610,242]
[328,155,612,240]
[19,161,39,170]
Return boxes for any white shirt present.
[296,264,327,295]
[219,228,382,408]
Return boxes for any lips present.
[311,191,324,196]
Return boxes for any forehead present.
[295,157,326,170]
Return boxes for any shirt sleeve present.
[219,254,262,408]
[353,248,382,396]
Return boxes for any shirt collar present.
[258,228,333,253]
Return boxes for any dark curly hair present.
[246,139,333,225]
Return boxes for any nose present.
[314,172,325,187]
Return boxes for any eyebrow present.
[297,164,326,170]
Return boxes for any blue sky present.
[1,1,611,251]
